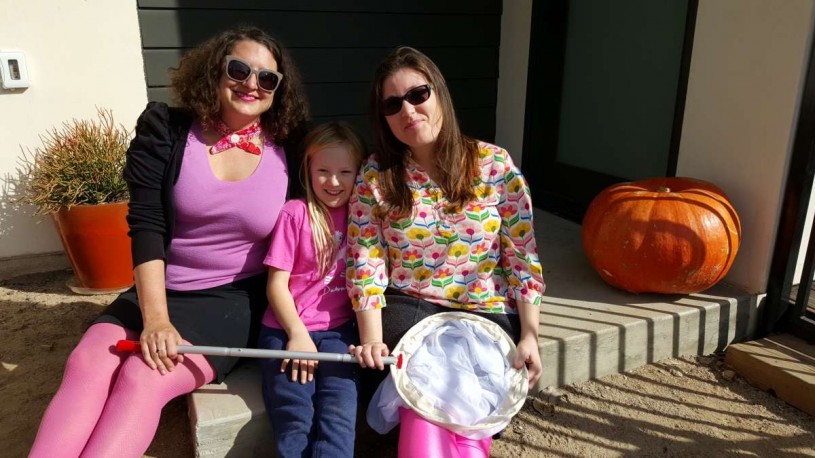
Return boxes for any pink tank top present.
[164,121,288,291]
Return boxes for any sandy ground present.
[2,269,813,457]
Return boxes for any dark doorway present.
[521,0,698,222]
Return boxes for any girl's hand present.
[513,335,543,389]
[349,341,390,370]
[140,321,183,375]
[283,332,319,384]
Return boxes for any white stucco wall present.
[0,0,147,258]
[677,0,815,293]
[495,0,532,165]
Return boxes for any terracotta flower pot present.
[51,201,133,293]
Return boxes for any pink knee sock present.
[397,408,491,458]
[29,323,136,458]
[29,323,216,458]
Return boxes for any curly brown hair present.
[169,25,309,143]
[369,46,480,219]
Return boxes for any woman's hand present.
[134,260,179,375]
[283,331,319,384]
[513,334,543,389]
[140,320,183,375]
[353,309,388,370]
[349,341,390,370]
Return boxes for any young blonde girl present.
[258,122,366,458]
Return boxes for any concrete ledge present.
[535,211,758,387]
[725,333,815,415]
[0,251,68,281]
[186,210,760,456]
[188,361,274,457]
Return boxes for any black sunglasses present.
[381,84,432,116]
[225,56,283,92]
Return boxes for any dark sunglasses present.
[225,56,283,92]
[381,84,432,116]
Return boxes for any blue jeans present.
[259,320,358,458]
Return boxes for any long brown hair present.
[169,25,309,143]
[369,46,480,219]
[301,122,367,276]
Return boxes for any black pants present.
[381,291,521,348]
[94,273,267,382]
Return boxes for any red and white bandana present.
[209,119,262,155]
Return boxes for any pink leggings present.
[29,323,215,458]
[398,408,491,458]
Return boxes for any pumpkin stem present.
[656,186,671,193]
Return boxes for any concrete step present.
[187,210,759,457]
[0,251,67,281]
[188,362,274,456]
[725,333,815,415]
[535,211,758,387]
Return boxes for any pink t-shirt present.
[262,199,353,331]
[165,122,288,291]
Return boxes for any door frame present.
[763,26,815,341]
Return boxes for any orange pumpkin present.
[581,177,741,294]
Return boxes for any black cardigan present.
[124,102,303,268]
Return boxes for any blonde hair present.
[301,122,367,276]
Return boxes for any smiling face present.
[308,144,358,208]
[218,39,278,129]
[382,68,443,158]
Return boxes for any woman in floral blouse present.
[347,46,545,457]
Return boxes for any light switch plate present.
[0,50,30,89]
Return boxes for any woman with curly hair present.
[29,25,309,457]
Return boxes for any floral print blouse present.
[347,142,545,314]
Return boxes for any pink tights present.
[29,323,215,458]
[398,408,492,458]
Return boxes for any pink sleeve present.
[264,201,304,273]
